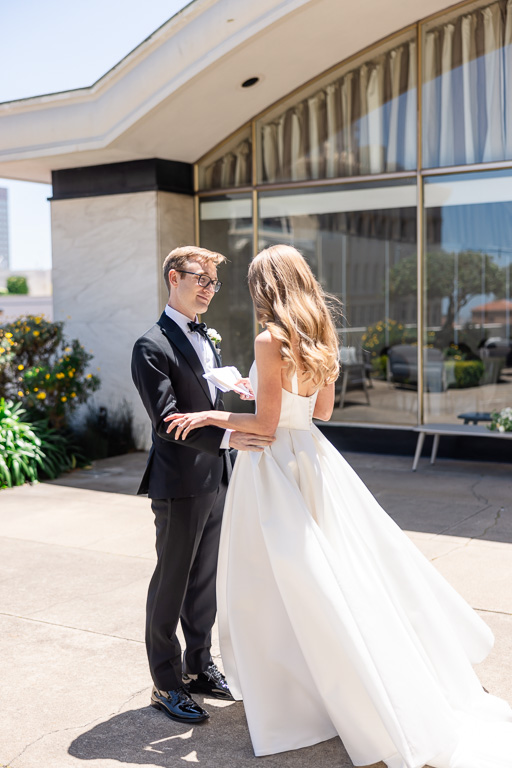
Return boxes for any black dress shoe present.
[150,686,210,723]
[183,663,234,701]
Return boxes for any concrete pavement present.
[1,450,512,768]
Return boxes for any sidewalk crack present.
[431,506,503,562]
[7,686,149,767]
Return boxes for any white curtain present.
[367,57,386,173]
[386,47,403,171]
[439,23,456,166]
[202,0,512,190]
[258,39,416,183]
[404,41,417,170]
[482,3,505,161]
[506,0,512,156]
[202,138,252,189]
[424,0,512,168]
[461,13,478,164]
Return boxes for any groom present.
[131,245,273,725]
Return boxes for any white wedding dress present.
[217,363,512,768]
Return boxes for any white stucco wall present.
[51,190,194,448]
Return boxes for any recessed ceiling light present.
[241,77,260,88]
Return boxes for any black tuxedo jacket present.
[131,311,231,499]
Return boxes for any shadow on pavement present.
[46,452,149,496]
[68,700,361,768]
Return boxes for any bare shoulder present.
[255,330,280,356]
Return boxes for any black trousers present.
[146,480,227,691]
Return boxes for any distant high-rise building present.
[0,188,9,269]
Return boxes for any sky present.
[0,0,192,271]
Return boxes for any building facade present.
[0,0,510,442]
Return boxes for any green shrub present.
[446,360,484,389]
[7,276,29,294]
[0,398,84,489]
[0,315,100,429]
[372,354,388,379]
[0,399,44,487]
[32,420,83,478]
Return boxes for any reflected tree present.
[389,250,504,347]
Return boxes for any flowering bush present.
[361,319,417,358]
[488,407,512,433]
[0,315,100,429]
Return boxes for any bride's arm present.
[313,383,335,421]
[166,331,283,439]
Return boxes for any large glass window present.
[423,170,512,422]
[197,0,512,429]
[256,31,416,184]
[199,195,254,411]
[259,181,418,425]
[423,0,512,168]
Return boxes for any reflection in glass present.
[423,0,512,168]
[199,196,254,412]
[258,182,418,424]
[424,171,512,423]
[257,33,416,183]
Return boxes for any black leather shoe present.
[183,663,234,700]
[150,686,210,723]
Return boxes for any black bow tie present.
[188,321,208,339]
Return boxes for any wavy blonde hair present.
[248,244,341,387]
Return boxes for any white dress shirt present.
[164,305,231,449]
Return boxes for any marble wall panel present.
[156,191,195,308]
[51,191,193,449]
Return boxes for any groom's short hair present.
[163,246,226,293]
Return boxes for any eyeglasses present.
[176,270,222,293]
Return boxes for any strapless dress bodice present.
[248,362,318,431]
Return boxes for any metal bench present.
[412,422,512,471]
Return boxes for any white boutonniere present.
[207,328,222,349]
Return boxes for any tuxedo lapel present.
[157,312,214,406]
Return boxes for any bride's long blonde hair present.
[248,244,341,388]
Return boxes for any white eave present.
[0,0,455,184]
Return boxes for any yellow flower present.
[33,330,40,337]
[61,396,67,403]
[45,374,50,380]
[34,387,39,392]
[36,392,46,400]
[18,391,23,397]
[35,317,41,324]
[5,332,12,338]
[86,373,92,379]
[70,392,76,398]
[68,371,74,378]
[56,372,65,380]
[18,364,24,370]
[0,347,4,354]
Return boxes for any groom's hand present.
[229,431,275,452]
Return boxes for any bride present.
[165,244,512,768]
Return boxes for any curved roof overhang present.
[0,0,456,183]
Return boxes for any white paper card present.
[203,366,252,395]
